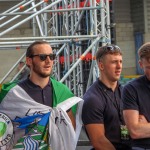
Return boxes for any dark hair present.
[96,44,122,62]
[26,41,50,57]
[138,42,150,60]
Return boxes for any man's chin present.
[40,73,51,78]
[113,76,120,82]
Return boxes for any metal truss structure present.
[0,0,112,97]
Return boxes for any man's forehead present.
[105,53,122,58]
[33,44,52,51]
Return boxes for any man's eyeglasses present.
[99,45,121,59]
[30,54,56,61]
[105,45,120,51]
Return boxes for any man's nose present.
[45,56,51,62]
[117,62,122,68]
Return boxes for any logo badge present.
[0,112,13,147]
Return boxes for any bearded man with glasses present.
[82,44,131,150]
[0,41,83,150]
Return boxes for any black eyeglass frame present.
[30,53,56,61]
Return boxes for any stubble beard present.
[33,62,51,78]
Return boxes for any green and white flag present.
[0,78,83,150]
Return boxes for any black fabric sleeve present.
[122,83,139,111]
[82,93,105,125]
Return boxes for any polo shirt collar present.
[98,79,121,92]
[26,77,51,89]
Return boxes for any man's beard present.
[32,62,51,78]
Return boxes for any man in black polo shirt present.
[123,42,150,149]
[82,44,131,150]
[0,41,79,149]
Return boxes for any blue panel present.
[134,32,144,75]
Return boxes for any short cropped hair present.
[26,41,50,57]
[96,44,122,62]
[138,42,150,61]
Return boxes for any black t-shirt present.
[82,79,124,144]
[18,78,53,107]
[122,75,150,148]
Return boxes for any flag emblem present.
[0,112,13,147]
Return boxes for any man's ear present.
[98,61,104,71]
[138,60,143,69]
[26,57,32,67]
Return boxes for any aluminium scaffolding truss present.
[0,0,112,97]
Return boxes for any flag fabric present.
[0,78,83,150]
